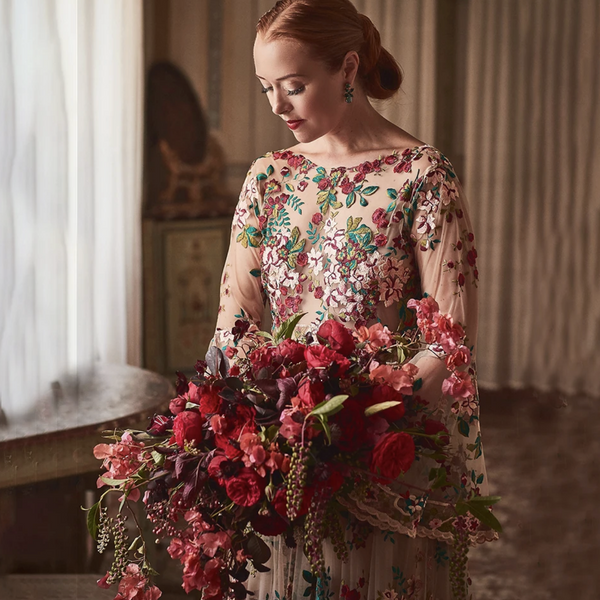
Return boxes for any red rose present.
[305,345,351,375]
[249,345,282,372]
[199,387,222,416]
[207,454,229,483]
[173,411,204,448]
[297,252,308,266]
[384,154,399,165]
[370,432,415,481]
[277,339,306,364]
[316,319,356,356]
[370,384,405,421]
[371,207,387,226]
[169,396,187,415]
[341,178,355,195]
[251,512,288,536]
[311,212,323,225]
[225,467,264,506]
[353,171,365,183]
[358,161,373,175]
[457,272,466,287]
[296,379,325,409]
[317,177,331,190]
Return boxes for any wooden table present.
[0,363,175,576]
[0,363,174,489]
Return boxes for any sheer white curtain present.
[0,0,143,419]
[464,0,600,396]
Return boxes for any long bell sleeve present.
[408,155,480,408]
[210,161,267,353]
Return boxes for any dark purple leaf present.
[147,414,173,435]
[175,371,188,395]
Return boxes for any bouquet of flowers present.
[87,296,500,600]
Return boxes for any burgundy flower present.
[458,272,466,287]
[370,432,415,481]
[251,512,288,536]
[148,414,173,435]
[384,154,399,165]
[332,399,369,452]
[467,248,477,267]
[317,177,331,190]
[358,160,373,175]
[173,411,204,448]
[422,419,450,450]
[316,319,356,356]
[298,180,308,191]
[225,467,264,506]
[353,171,365,183]
[374,233,387,247]
[371,207,387,226]
[295,379,325,409]
[273,486,313,518]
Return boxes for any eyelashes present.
[261,85,305,96]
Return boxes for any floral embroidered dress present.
[212,144,495,600]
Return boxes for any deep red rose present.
[311,212,323,225]
[332,399,369,452]
[199,387,222,416]
[384,154,399,165]
[458,272,466,287]
[317,177,331,190]
[370,432,415,481]
[314,286,324,299]
[423,419,450,450]
[173,411,204,448]
[207,454,229,483]
[358,160,373,175]
[371,207,387,226]
[316,320,356,356]
[297,252,308,266]
[225,467,264,506]
[251,512,288,536]
[305,345,351,374]
[277,338,306,364]
[370,384,405,421]
[353,171,365,183]
[169,396,187,415]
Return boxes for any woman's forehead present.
[253,35,323,80]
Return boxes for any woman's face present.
[253,34,348,144]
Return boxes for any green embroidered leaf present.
[458,418,470,437]
[266,164,274,176]
[346,191,356,208]
[387,188,398,200]
[362,185,380,196]
[285,183,294,192]
[359,196,368,207]
[250,268,261,278]
[256,172,267,181]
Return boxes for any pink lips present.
[286,120,305,130]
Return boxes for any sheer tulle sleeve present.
[408,156,480,405]
[210,161,266,352]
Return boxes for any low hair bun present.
[358,14,403,100]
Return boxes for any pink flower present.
[94,432,145,489]
[114,563,162,600]
[370,363,418,396]
[445,345,471,370]
[407,296,440,319]
[199,532,231,557]
[356,322,393,352]
[279,408,303,441]
[442,371,476,399]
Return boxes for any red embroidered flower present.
[225,467,264,506]
[297,252,308,266]
[341,178,355,195]
[374,233,387,247]
[311,212,323,225]
[370,432,415,481]
[173,411,204,448]
[467,248,477,267]
[317,319,356,356]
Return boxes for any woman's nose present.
[271,91,291,116]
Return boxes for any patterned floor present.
[469,389,600,600]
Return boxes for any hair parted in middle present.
[256,0,403,100]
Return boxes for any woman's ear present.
[342,50,360,83]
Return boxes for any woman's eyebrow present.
[256,73,305,81]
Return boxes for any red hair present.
[257,0,402,100]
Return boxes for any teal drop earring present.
[344,82,354,103]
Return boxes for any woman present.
[212,1,493,598]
